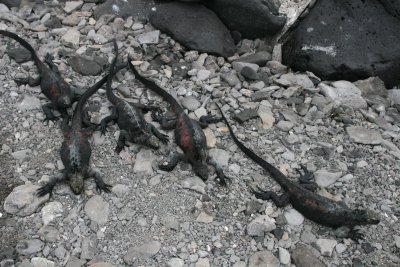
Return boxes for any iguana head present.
[69,172,84,194]
[351,209,380,225]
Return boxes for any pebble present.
[291,245,325,267]
[316,238,338,257]
[111,184,130,198]
[41,201,63,225]
[4,184,49,216]
[319,81,367,109]
[196,211,213,223]
[181,95,201,111]
[195,258,210,267]
[197,69,211,81]
[124,241,161,264]
[248,251,280,267]
[314,170,343,187]
[247,215,276,237]
[279,247,291,265]
[81,236,97,260]
[61,28,80,47]
[336,243,347,254]
[137,30,160,44]
[233,108,258,123]
[232,62,259,74]
[161,215,180,230]
[16,239,44,255]
[133,148,155,175]
[257,105,275,129]
[266,61,288,75]
[11,149,32,162]
[17,96,41,111]
[203,128,216,147]
[208,148,230,167]
[346,126,382,145]
[241,66,259,80]
[88,263,116,267]
[84,195,109,225]
[37,225,59,242]
[276,120,294,131]
[284,208,304,226]
[181,177,206,194]
[394,235,400,248]
[167,258,184,267]
[31,257,55,267]
[274,73,314,89]
[64,1,83,13]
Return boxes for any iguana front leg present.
[159,152,185,171]
[86,168,112,193]
[36,171,68,197]
[198,114,223,129]
[99,106,118,134]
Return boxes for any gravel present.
[0,2,398,266]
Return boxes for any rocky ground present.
[0,1,400,267]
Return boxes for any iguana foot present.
[36,184,53,197]
[347,229,364,241]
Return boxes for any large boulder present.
[93,0,155,20]
[282,0,400,88]
[150,2,235,57]
[205,0,286,39]
[379,0,400,20]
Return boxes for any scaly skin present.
[0,30,73,121]
[36,43,121,196]
[129,59,227,185]
[217,104,380,237]
[100,41,169,154]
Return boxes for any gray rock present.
[11,148,32,161]
[232,61,259,74]
[181,177,206,194]
[69,55,102,76]
[258,105,275,129]
[134,148,155,175]
[84,195,109,225]
[291,245,325,267]
[196,211,213,223]
[124,241,161,264]
[276,120,294,131]
[388,89,400,105]
[111,184,130,198]
[241,66,259,80]
[274,73,314,89]
[319,81,367,109]
[346,126,382,145]
[279,247,291,265]
[37,225,59,243]
[64,1,83,13]
[197,69,211,81]
[247,215,276,237]
[353,77,387,97]
[266,61,288,75]
[161,215,180,230]
[94,0,155,20]
[16,239,44,255]
[251,90,270,102]
[394,235,400,248]
[53,245,66,260]
[316,238,337,257]
[220,72,240,86]
[41,201,63,225]
[181,95,201,111]
[195,258,210,267]
[314,170,343,187]
[7,47,31,63]
[81,235,97,260]
[88,262,115,267]
[0,259,14,267]
[284,208,304,226]
[150,3,235,57]
[335,243,347,254]
[301,229,316,244]
[4,184,49,216]
[31,257,55,267]
[17,96,41,111]
[234,51,271,66]
[233,109,258,123]
[65,256,86,267]
[248,251,280,267]
[208,148,230,167]
[61,29,80,48]
[137,30,160,44]
[166,258,184,267]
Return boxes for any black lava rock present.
[150,2,235,57]
[205,0,286,39]
[7,47,31,63]
[68,55,102,76]
[282,0,400,88]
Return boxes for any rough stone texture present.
[124,241,161,264]
[380,0,400,20]
[84,195,109,225]
[41,201,63,225]
[234,51,272,67]
[17,96,41,111]
[284,208,304,226]
[4,184,49,216]
[7,47,31,63]
[31,257,55,267]
[248,251,280,267]
[150,2,235,57]
[205,0,286,38]
[319,81,367,109]
[346,126,383,145]
[133,148,155,175]
[94,0,155,20]
[292,245,326,267]
[316,238,338,257]
[247,215,276,237]
[16,239,44,255]
[353,77,387,97]
[69,55,102,76]
[283,0,400,88]
[233,109,258,123]
[314,170,343,188]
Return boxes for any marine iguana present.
[216,104,380,236]
[35,46,121,196]
[129,59,227,186]
[0,30,73,121]
[100,41,169,154]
